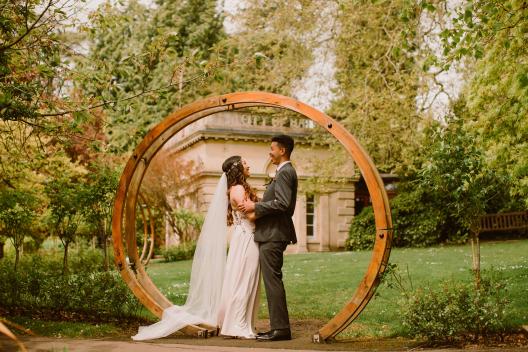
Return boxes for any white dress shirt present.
[276,160,291,172]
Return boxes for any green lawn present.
[8,317,123,338]
[146,239,528,338]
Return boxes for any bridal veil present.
[132,174,228,340]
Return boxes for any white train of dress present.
[217,210,260,339]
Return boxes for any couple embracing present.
[133,135,297,342]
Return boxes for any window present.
[306,194,315,238]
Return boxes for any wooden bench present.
[470,211,528,280]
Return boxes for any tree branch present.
[36,72,208,117]
[0,0,54,51]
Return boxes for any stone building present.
[163,110,357,253]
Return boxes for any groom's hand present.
[238,199,255,213]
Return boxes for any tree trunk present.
[103,234,109,271]
[63,242,69,275]
[14,247,20,271]
[0,240,4,259]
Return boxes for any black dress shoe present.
[256,328,291,341]
[256,330,272,337]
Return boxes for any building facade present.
[163,110,357,253]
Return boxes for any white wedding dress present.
[132,174,260,341]
[217,209,260,338]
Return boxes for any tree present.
[0,235,4,259]
[75,0,226,153]
[348,115,511,249]
[0,188,37,270]
[329,0,423,173]
[81,162,120,270]
[422,0,528,208]
[172,208,204,244]
[402,116,510,239]
[45,178,84,274]
[0,0,70,123]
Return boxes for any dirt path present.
[2,336,528,352]
[2,319,527,351]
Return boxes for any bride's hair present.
[222,156,258,225]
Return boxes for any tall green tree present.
[75,0,225,153]
[81,162,120,270]
[424,0,528,208]
[410,117,510,231]
[329,0,422,173]
[0,188,38,270]
[0,0,66,122]
[45,178,84,274]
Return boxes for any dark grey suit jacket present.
[254,162,298,244]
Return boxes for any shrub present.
[400,273,511,342]
[161,242,196,262]
[390,190,447,247]
[345,207,375,250]
[346,191,446,251]
[0,252,141,319]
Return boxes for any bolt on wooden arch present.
[111,91,393,342]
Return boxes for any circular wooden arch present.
[111,91,393,342]
[138,193,155,266]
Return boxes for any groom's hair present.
[272,134,294,157]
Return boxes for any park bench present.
[470,211,528,278]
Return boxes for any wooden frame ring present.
[111,91,393,342]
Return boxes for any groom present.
[238,134,298,341]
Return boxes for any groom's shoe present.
[256,330,272,337]
[256,328,291,341]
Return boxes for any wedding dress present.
[132,174,260,341]
[217,209,260,338]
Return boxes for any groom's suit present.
[254,162,298,330]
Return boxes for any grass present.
[8,317,123,338]
[146,239,528,338]
[5,239,526,341]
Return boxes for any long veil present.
[132,174,228,340]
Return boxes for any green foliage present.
[0,251,141,319]
[210,0,314,95]
[44,177,85,273]
[0,188,38,269]
[400,273,511,342]
[390,190,445,247]
[413,117,511,229]
[161,242,196,262]
[345,206,375,250]
[172,208,204,243]
[348,117,509,249]
[0,0,67,122]
[329,0,422,172]
[398,116,509,242]
[76,0,225,152]
[423,0,528,208]
[81,162,120,270]
[346,192,445,250]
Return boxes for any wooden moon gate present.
[111,91,393,342]
[138,193,155,266]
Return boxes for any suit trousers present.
[258,241,290,330]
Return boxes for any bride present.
[132,155,261,340]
